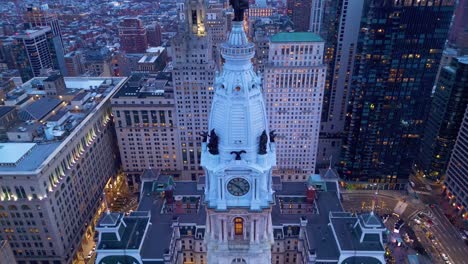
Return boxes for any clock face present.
[227,178,250,196]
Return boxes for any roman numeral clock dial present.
[227,177,250,196]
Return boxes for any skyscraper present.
[171,0,216,180]
[13,27,66,81]
[418,56,468,180]
[118,18,148,54]
[448,0,468,54]
[286,0,312,31]
[264,32,326,180]
[24,4,63,46]
[111,72,181,191]
[317,0,364,169]
[444,103,468,221]
[341,0,455,188]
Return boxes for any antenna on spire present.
[328,155,333,169]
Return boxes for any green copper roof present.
[270,32,323,43]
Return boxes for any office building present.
[95,19,387,264]
[444,104,468,221]
[286,0,312,31]
[206,1,229,48]
[13,27,66,82]
[447,0,468,54]
[118,18,148,54]
[264,32,326,180]
[418,56,468,180]
[64,51,84,77]
[171,0,216,180]
[111,73,180,191]
[146,22,162,47]
[341,0,455,189]
[0,76,126,263]
[317,0,364,169]
[24,4,63,47]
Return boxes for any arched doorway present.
[232,258,247,264]
[234,217,244,236]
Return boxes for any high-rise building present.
[341,0,455,189]
[111,72,181,191]
[418,56,468,180]
[448,0,468,54]
[24,4,63,47]
[64,51,84,77]
[286,0,312,31]
[94,18,387,264]
[264,32,326,180]
[118,18,148,54]
[0,76,126,263]
[309,0,324,34]
[146,22,162,47]
[171,0,216,180]
[206,1,229,48]
[444,104,468,221]
[251,15,294,73]
[13,27,66,81]
[317,0,364,169]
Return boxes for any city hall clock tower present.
[201,2,275,263]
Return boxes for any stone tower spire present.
[202,17,275,264]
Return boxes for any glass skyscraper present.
[418,56,468,180]
[341,0,455,189]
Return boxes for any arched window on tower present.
[234,217,244,236]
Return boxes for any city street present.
[427,206,467,264]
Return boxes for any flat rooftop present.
[0,143,36,165]
[270,32,323,43]
[0,76,126,174]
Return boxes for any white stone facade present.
[264,34,326,181]
[201,21,275,264]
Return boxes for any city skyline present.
[0,0,467,263]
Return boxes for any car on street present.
[441,253,448,261]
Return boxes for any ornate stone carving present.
[208,129,219,155]
[259,130,268,155]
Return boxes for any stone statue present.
[207,129,219,155]
[200,131,208,142]
[259,130,268,155]
[230,150,246,160]
[269,130,276,143]
[229,0,249,22]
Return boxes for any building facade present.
[264,32,326,180]
[146,22,162,47]
[171,0,216,180]
[286,0,312,31]
[0,76,125,263]
[13,27,66,82]
[418,56,468,180]
[24,4,64,50]
[317,0,364,169]
[118,18,148,54]
[111,73,181,191]
[444,104,468,221]
[341,0,455,188]
[64,51,84,77]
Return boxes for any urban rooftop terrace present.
[0,76,127,173]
